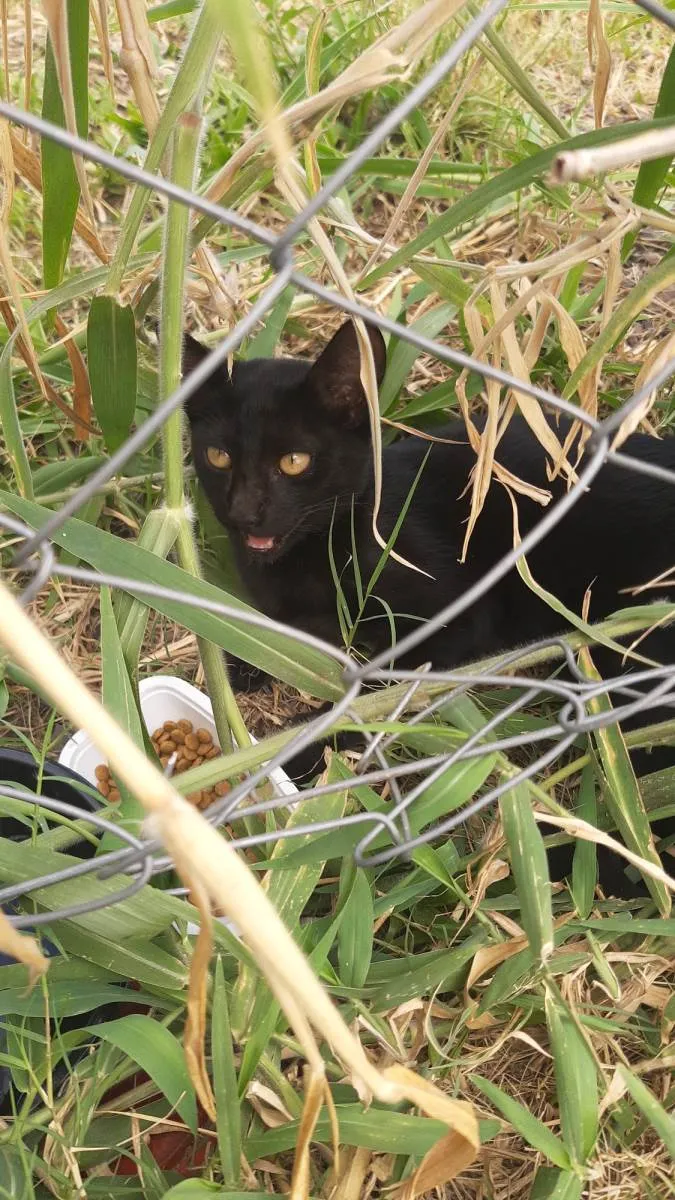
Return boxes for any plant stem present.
[105,1,221,295]
[160,109,248,752]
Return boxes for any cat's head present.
[183,319,387,562]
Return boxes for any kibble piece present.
[196,728,211,744]
[214,780,230,796]
[109,788,121,803]
[185,732,200,750]
[159,738,176,753]
[98,780,110,797]
[183,747,197,762]
[160,754,171,767]
[172,729,186,745]
[205,745,219,759]
[152,728,164,742]
[94,764,109,782]
[178,719,192,733]
[163,720,175,732]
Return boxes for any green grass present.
[0,1,674,1196]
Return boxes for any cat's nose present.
[229,490,265,528]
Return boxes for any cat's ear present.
[182,333,211,377]
[182,334,226,421]
[307,319,387,426]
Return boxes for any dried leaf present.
[115,0,160,132]
[9,128,108,262]
[464,934,529,1029]
[588,0,612,128]
[92,0,115,95]
[0,910,48,982]
[385,1065,479,1198]
[54,311,92,441]
[290,1067,329,1200]
[183,875,216,1121]
[491,281,575,482]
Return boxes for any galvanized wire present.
[1,0,674,929]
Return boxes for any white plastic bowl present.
[58,674,298,937]
[59,674,297,798]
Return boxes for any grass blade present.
[530,1167,584,1200]
[570,764,597,919]
[545,987,598,1168]
[99,586,147,850]
[0,491,344,699]
[0,341,33,499]
[337,861,374,989]
[211,957,242,1187]
[41,0,89,288]
[363,117,675,285]
[470,1074,572,1169]
[379,301,456,413]
[580,645,671,914]
[501,782,554,963]
[87,296,138,453]
[616,1065,675,1158]
[86,1013,198,1133]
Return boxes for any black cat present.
[184,320,675,892]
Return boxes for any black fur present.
[184,321,675,895]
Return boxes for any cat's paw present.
[226,656,272,694]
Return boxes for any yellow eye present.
[206,447,231,470]
[279,451,311,476]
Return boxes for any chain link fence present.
[1,0,674,930]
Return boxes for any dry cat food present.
[95,718,230,811]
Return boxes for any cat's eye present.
[279,451,311,476]
[206,447,231,470]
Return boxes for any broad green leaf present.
[582,647,670,914]
[501,783,554,962]
[367,936,486,1010]
[379,302,457,413]
[99,587,147,847]
[41,0,89,288]
[363,118,675,285]
[163,1189,275,1199]
[87,296,138,452]
[32,455,107,495]
[212,958,242,1188]
[0,491,344,700]
[337,861,374,989]
[530,1167,585,1200]
[571,764,597,919]
[0,837,178,943]
[470,1075,572,1169]
[246,285,295,358]
[264,751,495,872]
[0,981,166,1018]
[617,1066,675,1158]
[57,925,187,993]
[244,1103,499,1159]
[0,1148,35,1200]
[87,1014,197,1132]
[545,988,599,1167]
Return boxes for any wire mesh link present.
[1,0,674,928]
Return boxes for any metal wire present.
[1,0,674,930]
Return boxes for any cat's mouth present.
[244,533,281,553]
